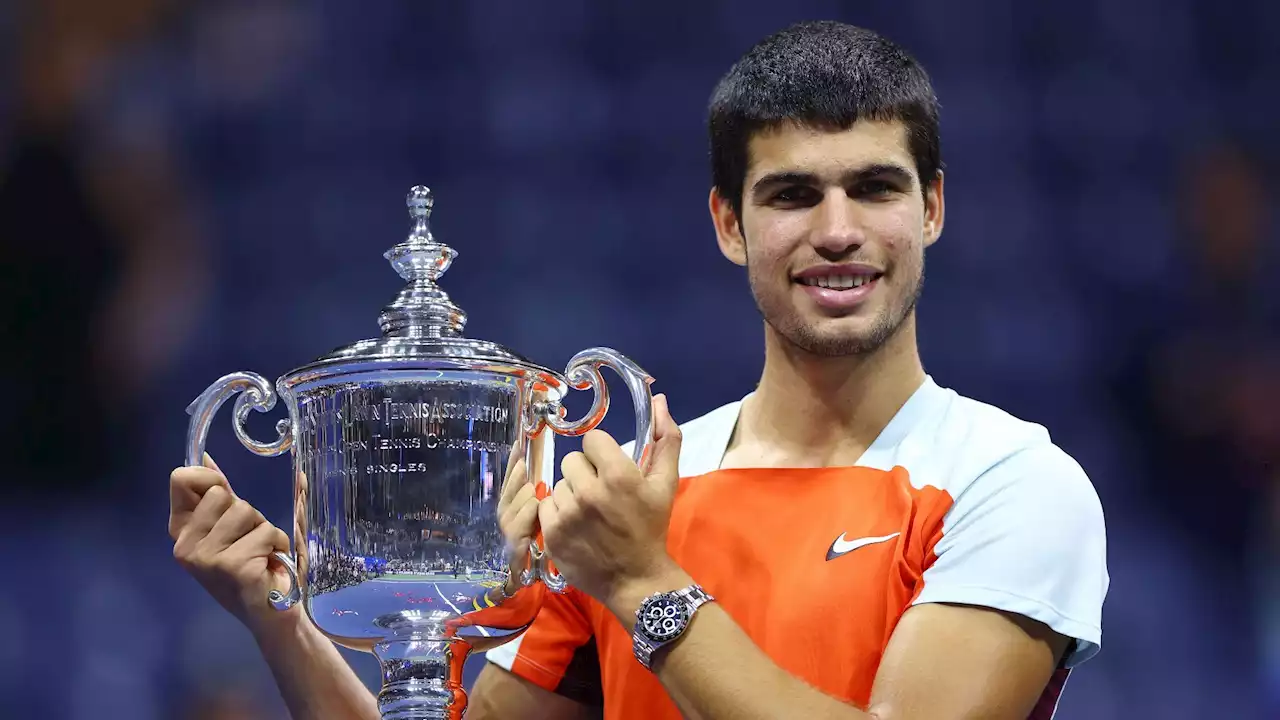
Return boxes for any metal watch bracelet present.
[633,584,714,669]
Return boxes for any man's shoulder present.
[909,387,1108,670]
[894,385,1095,506]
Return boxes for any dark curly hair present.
[708,21,943,215]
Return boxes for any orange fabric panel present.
[512,465,954,719]
[508,586,597,692]
[500,417,1090,718]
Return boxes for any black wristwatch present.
[631,584,715,670]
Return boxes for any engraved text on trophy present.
[298,392,513,474]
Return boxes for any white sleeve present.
[485,633,518,671]
[912,443,1109,668]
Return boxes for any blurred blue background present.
[1,1,1277,718]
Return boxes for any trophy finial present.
[379,185,466,337]
[407,185,434,219]
[390,185,452,280]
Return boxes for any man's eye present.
[857,180,894,196]
[773,187,818,205]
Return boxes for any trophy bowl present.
[184,186,655,720]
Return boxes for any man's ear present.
[709,188,747,266]
[923,170,945,248]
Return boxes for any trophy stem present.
[373,635,472,720]
[373,609,478,717]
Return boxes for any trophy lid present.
[280,185,556,389]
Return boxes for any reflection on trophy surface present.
[184,186,656,720]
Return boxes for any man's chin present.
[772,311,907,357]
[778,326,884,357]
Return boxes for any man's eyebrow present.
[847,163,914,184]
[750,171,819,195]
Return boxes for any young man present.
[475,21,1107,719]
[169,20,1106,720]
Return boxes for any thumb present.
[203,452,238,498]
[202,452,222,474]
[645,394,682,492]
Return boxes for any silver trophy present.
[184,186,655,719]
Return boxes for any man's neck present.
[724,316,926,469]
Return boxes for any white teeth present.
[801,275,874,289]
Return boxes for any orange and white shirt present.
[486,376,1108,719]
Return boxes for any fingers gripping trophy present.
[181,186,656,719]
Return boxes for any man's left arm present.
[605,568,1070,720]
[549,400,1108,720]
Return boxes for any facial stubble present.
[745,244,924,358]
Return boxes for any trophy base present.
[373,613,472,720]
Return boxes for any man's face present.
[711,120,944,356]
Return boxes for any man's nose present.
[809,192,864,255]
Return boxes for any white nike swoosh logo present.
[826,532,900,561]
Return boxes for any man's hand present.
[169,454,296,636]
[497,453,540,596]
[539,394,684,608]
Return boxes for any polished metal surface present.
[183,185,657,719]
[185,371,292,466]
[378,185,465,338]
[291,184,543,381]
[290,370,538,652]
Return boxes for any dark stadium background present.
[1,1,1276,718]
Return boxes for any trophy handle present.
[185,371,300,611]
[185,371,293,467]
[267,551,301,611]
[521,540,561,593]
[535,347,656,593]
[543,347,657,471]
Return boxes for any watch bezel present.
[636,592,691,644]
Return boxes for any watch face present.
[639,594,689,643]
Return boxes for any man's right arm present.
[168,460,380,720]
[169,457,596,720]
[254,613,381,719]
